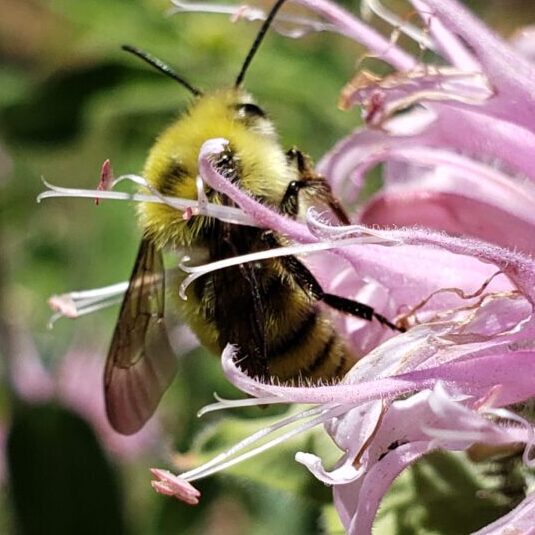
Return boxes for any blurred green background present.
[1,1,534,534]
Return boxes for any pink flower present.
[149,137,535,530]
[149,1,535,531]
[40,0,535,532]
[316,0,535,257]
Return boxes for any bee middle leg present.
[282,148,350,224]
[290,255,405,332]
[278,150,402,332]
[262,232,404,333]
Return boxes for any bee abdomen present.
[267,312,352,382]
[196,245,355,382]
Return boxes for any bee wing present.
[215,222,269,376]
[104,238,177,435]
[237,260,268,370]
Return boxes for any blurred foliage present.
[1,1,535,534]
[7,402,125,535]
[373,451,512,535]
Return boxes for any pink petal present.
[341,442,429,534]
[318,225,535,304]
[307,229,513,314]
[222,339,535,410]
[331,385,533,533]
[295,0,416,70]
[423,384,518,448]
[410,0,480,71]
[420,0,535,129]
[364,190,535,255]
[295,451,362,485]
[320,109,535,200]
[297,400,384,485]
[198,139,312,243]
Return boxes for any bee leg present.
[278,251,405,333]
[320,293,405,332]
[283,148,350,224]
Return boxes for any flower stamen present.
[361,0,435,51]
[168,0,338,38]
[178,233,399,300]
[47,281,129,327]
[38,175,258,227]
[171,403,345,484]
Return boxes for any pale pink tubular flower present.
[154,0,535,531]
[316,0,535,257]
[154,137,535,532]
[40,0,535,532]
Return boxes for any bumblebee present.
[105,0,401,434]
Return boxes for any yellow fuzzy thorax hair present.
[138,88,295,249]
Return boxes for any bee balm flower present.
[41,0,535,532]
[147,1,535,533]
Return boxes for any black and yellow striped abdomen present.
[179,225,354,382]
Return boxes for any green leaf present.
[7,402,126,535]
[320,502,346,534]
[373,451,510,535]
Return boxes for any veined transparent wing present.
[104,238,177,435]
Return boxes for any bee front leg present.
[282,148,350,224]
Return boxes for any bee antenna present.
[122,45,203,97]
[235,0,288,87]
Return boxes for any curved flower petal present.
[419,0,535,130]
[362,191,535,256]
[311,223,535,304]
[320,108,535,199]
[295,451,362,485]
[358,146,535,254]
[329,383,535,533]
[197,138,313,243]
[410,0,480,70]
[343,442,429,534]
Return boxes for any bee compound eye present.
[235,103,266,119]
